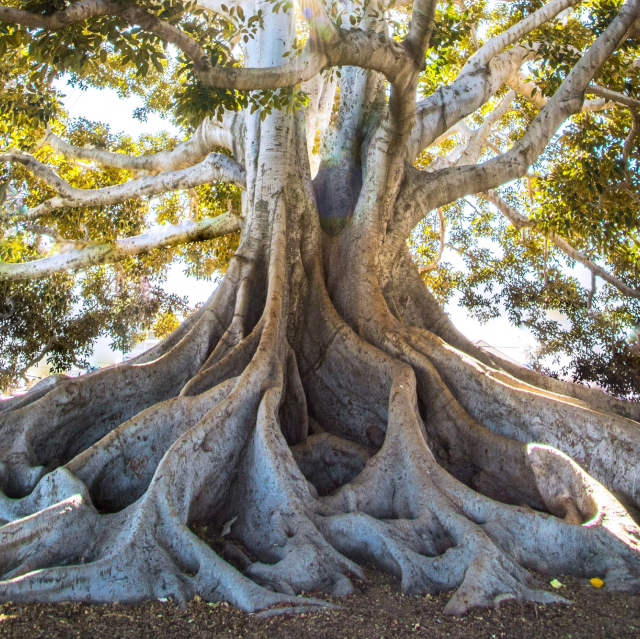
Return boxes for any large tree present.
[1,0,640,616]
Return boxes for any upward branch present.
[404,0,438,65]
[408,0,585,159]
[399,0,640,235]
[459,0,582,76]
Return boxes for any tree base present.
[1,253,639,615]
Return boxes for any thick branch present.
[3,152,246,223]
[460,0,581,76]
[0,213,240,281]
[404,0,438,64]
[0,0,325,89]
[407,47,532,160]
[430,87,610,168]
[402,0,640,231]
[480,190,640,299]
[407,0,584,159]
[44,114,240,173]
[0,1,412,90]
[0,0,228,81]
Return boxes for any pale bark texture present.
[2,0,640,617]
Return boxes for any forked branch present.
[408,0,584,158]
[400,0,640,234]
[459,0,581,76]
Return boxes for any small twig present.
[419,208,446,273]
[587,271,597,309]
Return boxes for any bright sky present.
[51,77,598,368]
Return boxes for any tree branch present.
[480,189,640,299]
[0,1,412,91]
[455,91,516,166]
[14,338,55,384]
[407,47,532,160]
[0,151,78,198]
[2,152,246,223]
[43,113,241,174]
[391,0,640,254]
[22,223,96,249]
[460,0,581,76]
[586,83,640,109]
[404,0,438,65]
[429,84,611,167]
[0,213,240,281]
[408,0,584,160]
[507,71,618,112]
[404,0,640,225]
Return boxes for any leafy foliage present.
[410,0,640,398]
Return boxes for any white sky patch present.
[53,78,181,138]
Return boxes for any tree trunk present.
[2,5,640,616]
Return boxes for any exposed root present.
[2,253,640,616]
[225,385,365,597]
[382,246,640,423]
[0,326,336,612]
[0,298,229,497]
[315,368,640,613]
[397,325,640,510]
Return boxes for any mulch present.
[0,569,637,639]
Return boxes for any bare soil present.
[0,568,637,639]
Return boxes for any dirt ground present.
[0,569,637,639]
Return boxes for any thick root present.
[315,367,640,613]
[2,172,640,618]
[225,386,365,596]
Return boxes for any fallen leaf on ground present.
[590,578,604,588]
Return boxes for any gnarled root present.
[0,311,334,611]
[2,177,640,617]
[315,368,640,613]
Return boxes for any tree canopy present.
[1,0,640,398]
